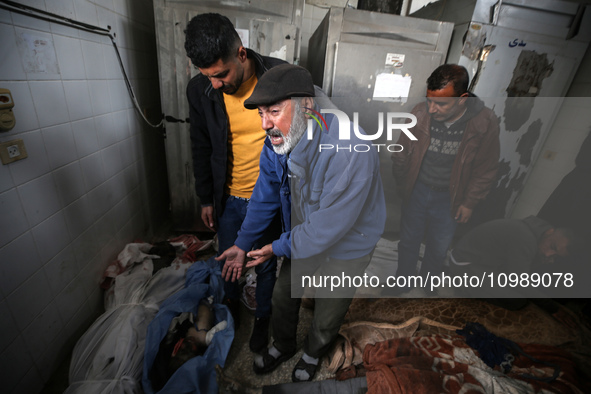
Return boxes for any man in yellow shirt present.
[185,13,285,353]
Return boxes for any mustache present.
[266,128,282,138]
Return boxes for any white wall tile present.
[64,292,94,341]
[31,211,70,264]
[11,11,50,34]
[114,13,130,49]
[42,123,79,170]
[126,108,142,136]
[7,130,51,186]
[0,81,39,135]
[75,0,99,26]
[98,229,120,262]
[50,21,80,39]
[17,173,61,228]
[0,189,29,248]
[108,79,132,112]
[109,195,132,230]
[101,142,122,178]
[112,110,131,141]
[95,0,116,12]
[125,167,140,194]
[16,0,45,10]
[72,118,99,158]
[0,335,34,392]
[44,245,77,297]
[78,256,105,302]
[81,40,107,80]
[80,152,105,191]
[63,195,96,239]
[88,79,113,115]
[0,231,43,297]
[114,0,131,18]
[35,333,70,383]
[21,301,63,361]
[0,9,12,24]
[55,273,88,326]
[0,160,14,194]
[46,0,76,19]
[5,269,52,331]
[110,170,128,202]
[54,35,86,80]
[94,211,117,246]
[29,81,69,128]
[0,23,26,80]
[87,181,111,218]
[95,113,117,147]
[0,300,19,353]
[119,138,134,168]
[71,226,100,272]
[10,364,44,394]
[103,41,123,79]
[53,161,86,206]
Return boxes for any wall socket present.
[0,139,28,164]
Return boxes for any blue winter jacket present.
[234,109,386,260]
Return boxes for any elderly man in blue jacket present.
[217,64,386,382]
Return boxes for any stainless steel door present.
[153,0,303,231]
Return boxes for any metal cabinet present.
[413,0,591,221]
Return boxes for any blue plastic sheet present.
[142,257,234,394]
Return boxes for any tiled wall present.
[510,44,591,219]
[0,0,168,392]
[300,3,329,67]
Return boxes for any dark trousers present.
[271,252,372,358]
[217,195,279,318]
[397,181,458,279]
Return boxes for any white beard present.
[268,101,307,155]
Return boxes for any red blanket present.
[363,335,588,393]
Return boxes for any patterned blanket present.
[361,334,589,393]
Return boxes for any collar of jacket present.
[415,93,487,138]
[290,105,332,179]
[203,48,271,102]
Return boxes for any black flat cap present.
[244,64,314,109]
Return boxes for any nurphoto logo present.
[306,108,417,152]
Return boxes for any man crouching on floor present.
[216,64,386,382]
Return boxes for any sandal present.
[291,356,318,382]
[253,348,295,374]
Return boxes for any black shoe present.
[224,298,241,329]
[253,347,295,374]
[249,316,270,353]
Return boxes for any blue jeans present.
[217,195,278,318]
[397,181,457,281]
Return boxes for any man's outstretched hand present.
[216,245,246,282]
[246,244,274,268]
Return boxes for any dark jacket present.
[186,49,286,214]
[235,110,386,260]
[391,94,500,213]
[452,215,551,273]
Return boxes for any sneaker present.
[249,316,270,353]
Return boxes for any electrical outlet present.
[0,139,27,164]
[7,144,20,158]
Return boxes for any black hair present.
[426,64,470,96]
[184,13,242,68]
